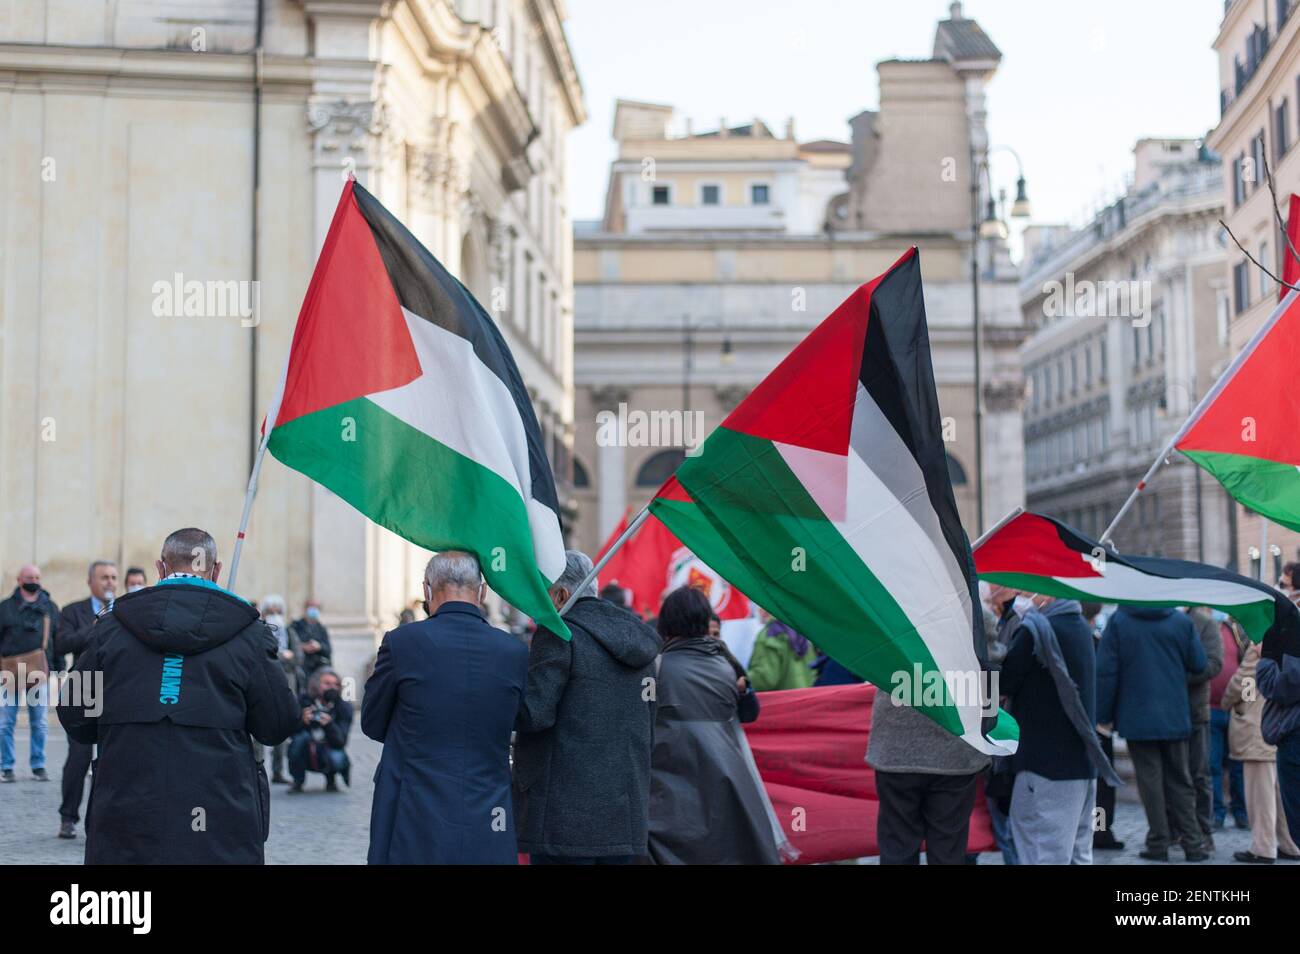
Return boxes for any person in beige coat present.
[1222,642,1300,863]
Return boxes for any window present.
[1233,155,1246,207]
[700,183,721,206]
[1234,260,1250,314]
[1099,338,1108,380]
[652,184,671,206]
[1277,99,1292,160]
[1252,130,1266,190]
[636,449,686,487]
[572,458,590,489]
[750,183,770,205]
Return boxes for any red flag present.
[595,510,750,620]
[1283,193,1300,301]
[744,683,995,863]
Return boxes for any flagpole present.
[558,504,651,615]
[1100,287,1299,548]
[226,428,272,593]
[971,506,1024,551]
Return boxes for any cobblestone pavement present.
[0,644,1282,865]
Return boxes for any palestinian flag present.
[974,510,1300,655]
[1174,289,1300,532]
[266,180,568,637]
[595,509,751,620]
[649,248,1017,756]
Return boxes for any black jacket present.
[1001,600,1098,781]
[289,617,332,675]
[295,692,353,750]
[0,587,60,669]
[513,596,661,857]
[57,580,299,864]
[57,597,101,667]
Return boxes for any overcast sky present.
[563,0,1224,238]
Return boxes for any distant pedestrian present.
[1222,641,1300,863]
[746,618,818,691]
[288,668,352,794]
[1182,606,1224,852]
[646,586,783,864]
[1257,631,1300,848]
[54,560,118,838]
[0,564,60,784]
[290,598,332,677]
[260,594,300,784]
[363,551,528,864]
[1209,616,1249,830]
[1097,606,1208,862]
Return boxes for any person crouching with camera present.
[288,668,352,794]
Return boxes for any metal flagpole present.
[971,506,1024,551]
[1100,287,1299,548]
[558,504,652,615]
[226,428,272,593]
[1259,517,1269,582]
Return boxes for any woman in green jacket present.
[746,619,818,691]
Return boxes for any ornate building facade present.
[572,3,1026,558]
[0,0,584,636]
[1018,139,1232,562]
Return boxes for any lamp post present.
[969,144,1030,534]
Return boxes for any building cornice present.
[529,0,586,127]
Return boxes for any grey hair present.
[425,550,483,591]
[87,560,116,579]
[553,550,597,601]
[259,594,286,616]
[160,527,217,576]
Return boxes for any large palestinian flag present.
[1174,289,1300,532]
[266,180,568,637]
[975,510,1300,657]
[649,248,1017,756]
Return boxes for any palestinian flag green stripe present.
[652,429,957,733]
[269,397,559,621]
[1179,449,1300,534]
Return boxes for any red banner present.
[596,509,750,620]
[744,682,995,863]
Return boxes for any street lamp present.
[969,144,1030,534]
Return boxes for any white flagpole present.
[226,428,272,593]
[1101,287,1299,547]
[558,504,652,616]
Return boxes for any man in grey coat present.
[513,550,661,864]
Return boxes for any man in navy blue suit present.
[362,550,528,864]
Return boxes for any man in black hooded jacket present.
[57,527,299,864]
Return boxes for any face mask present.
[1012,595,1036,617]
[102,588,116,602]
[322,687,340,704]
[265,613,285,629]
[20,582,40,594]
[127,585,144,594]
[306,607,320,620]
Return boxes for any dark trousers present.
[1278,729,1300,848]
[1094,732,1120,845]
[1209,708,1248,824]
[1129,738,1201,853]
[875,769,979,865]
[1188,721,1213,844]
[58,739,93,823]
[530,854,637,865]
[287,732,348,785]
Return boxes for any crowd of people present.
[2,524,1299,865]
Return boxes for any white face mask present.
[102,588,115,602]
[1012,595,1036,618]
[127,585,144,594]
[265,613,285,630]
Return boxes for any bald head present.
[157,528,221,582]
[16,564,41,600]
